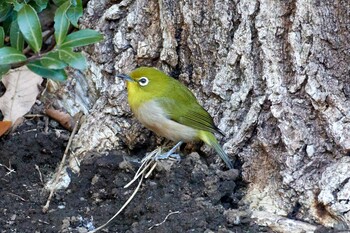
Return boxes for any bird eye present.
[138,77,149,86]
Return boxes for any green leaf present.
[66,0,82,27]
[0,26,4,48]
[54,1,71,45]
[0,3,12,22]
[58,48,86,70]
[70,0,78,6]
[0,46,26,65]
[32,0,49,12]
[17,4,42,53]
[52,0,67,6]
[40,51,67,69]
[10,20,24,51]
[0,64,11,77]
[27,60,67,81]
[60,29,103,48]
[13,2,24,12]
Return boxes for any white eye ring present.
[138,77,149,86]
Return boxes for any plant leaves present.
[0,65,11,78]
[40,51,67,69]
[66,0,82,27]
[17,4,42,53]
[0,63,10,73]
[0,66,43,123]
[52,0,67,6]
[12,2,24,12]
[10,20,24,51]
[0,26,4,48]
[60,29,103,48]
[54,1,71,45]
[27,60,67,81]
[58,48,86,70]
[0,47,26,65]
[32,0,49,12]
[0,3,12,22]
[70,0,78,6]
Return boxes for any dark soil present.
[0,115,273,232]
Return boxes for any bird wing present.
[157,81,221,135]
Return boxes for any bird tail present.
[198,131,233,169]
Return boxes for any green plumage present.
[121,67,233,169]
[156,85,220,135]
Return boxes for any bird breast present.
[133,100,198,142]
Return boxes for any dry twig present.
[0,161,16,176]
[42,114,82,213]
[35,164,44,184]
[89,173,145,233]
[5,192,27,201]
[90,147,165,232]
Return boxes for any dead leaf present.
[45,107,74,131]
[0,67,43,124]
[0,121,12,137]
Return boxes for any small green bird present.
[118,67,233,169]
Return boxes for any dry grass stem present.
[35,164,44,184]
[42,114,82,213]
[124,147,162,188]
[0,162,16,176]
[88,173,145,233]
[91,147,165,232]
[6,192,27,201]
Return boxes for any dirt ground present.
[0,105,274,232]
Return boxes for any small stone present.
[306,145,315,157]
[91,174,99,185]
[10,214,17,221]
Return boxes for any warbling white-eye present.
[117,67,233,169]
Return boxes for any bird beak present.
[117,73,134,82]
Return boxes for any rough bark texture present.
[53,0,350,231]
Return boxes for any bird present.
[117,67,233,169]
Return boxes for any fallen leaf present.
[0,66,43,123]
[45,107,74,131]
[0,121,11,137]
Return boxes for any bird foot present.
[153,141,183,162]
[155,153,181,162]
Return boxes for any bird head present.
[117,67,171,108]
[117,67,170,92]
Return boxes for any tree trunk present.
[52,0,350,231]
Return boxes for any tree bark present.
[52,0,350,231]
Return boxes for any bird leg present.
[155,141,183,162]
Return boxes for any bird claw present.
[153,141,183,162]
[155,153,181,162]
